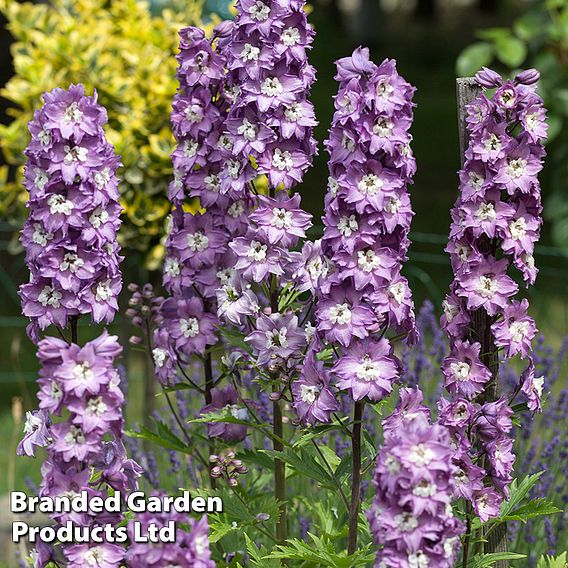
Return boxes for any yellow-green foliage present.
[0,0,220,267]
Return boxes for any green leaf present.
[494,35,527,68]
[457,43,494,76]
[219,327,253,354]
[501,497,562,523]
[261,447,333,486]
[537,552,568,568]
[468,552,526,567]
[125,422,188,454]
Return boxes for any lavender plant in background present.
[315,46,417,553]
[438,67,547,556]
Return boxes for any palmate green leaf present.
[244,534,283,568]
[125,422,189,454]
[499,473,543,517]
[467,552,526,567]
[501,498,562,523]
[261,448,333,486]
[267,533,375,567]
[537,552,568,568]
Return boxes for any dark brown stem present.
[347,400,364,555]
[69,315,79,344]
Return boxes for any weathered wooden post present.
[456,77,509,567]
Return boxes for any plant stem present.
[204,350,217,490]
[348,400,364,555]
[70,315,79,344]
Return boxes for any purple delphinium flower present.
[245,312,306,369]
[368,392,464,567]
[333,338,400,401]
[440,68,547,515]
[200,385,250,442]
[19,85,122,340]
[16,410,51,457]
[291,352,339,424]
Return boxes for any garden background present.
[1,0,568,566]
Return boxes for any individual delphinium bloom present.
[314,47,417,405]
[200,385,251,442]
[291,351,340,425]
[18,84,123,341]
[16,409,51,458]
[440,68,547,517]
[333,338,401,402]
[367,392,464,567]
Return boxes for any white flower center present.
[63,145,88,164]
[341,133,355,152]
[164,257,180,277]
[38,286,62,308]
[180,317,200,338]
[94,168,111,189]
[300,384,321,404]
[89,206,109,229]
[284,103,302,122]
[227,160,241,179]
[152,348,168,368]
[506,158,527,179]
[389,283,405,304]
[204,173,221,192]
[476,275,498,298]
[86,396,107,416]
[337,215,358,237]
[38,129,51,146]
[450,361,470,381]
[532,376,544,397]
[329,303,352,325]
[394,512,418,532]
[249,0,270,20]
[187,231,209,252]
[408,551,429,568]
[413,479,436,498]
[23,412,43,435]
[384,196,401,214]
[443,299,458,322]
[183,140,199,158]
[475,202,496,222]
[509,217,527,240]
[261,77,283,97]
[95,280,112,302]
[218,134,233,151]
[376,79,394,98]
[62,252,86,277]
[63,102,83,124]
[281,27,301,47]
[48,194,74,215]
[60,252,84,273]
[373,117,394,137]
[469,171,484,190]
[355,355,381,381]
[64,425,85,446]
[185,103,204,123]
[357,249,381,272]
[483,133,501,153]
[385,454,400,474]
[237,118,258,141]
[266,327,288,349]
[510,321,529,342]
[228,200,245,218]
[272,148,293,171]
[271,208,293,229]
[248,240,267,262]
[73,361,93,382]
[241,43,260,62]
[34,168,49,190]
[32,223,53,246]
[408,443,435,466]
[357,173,383,196]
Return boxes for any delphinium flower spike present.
[314,47,418,553]
[439,68,547,530]
[17,86,142,565]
